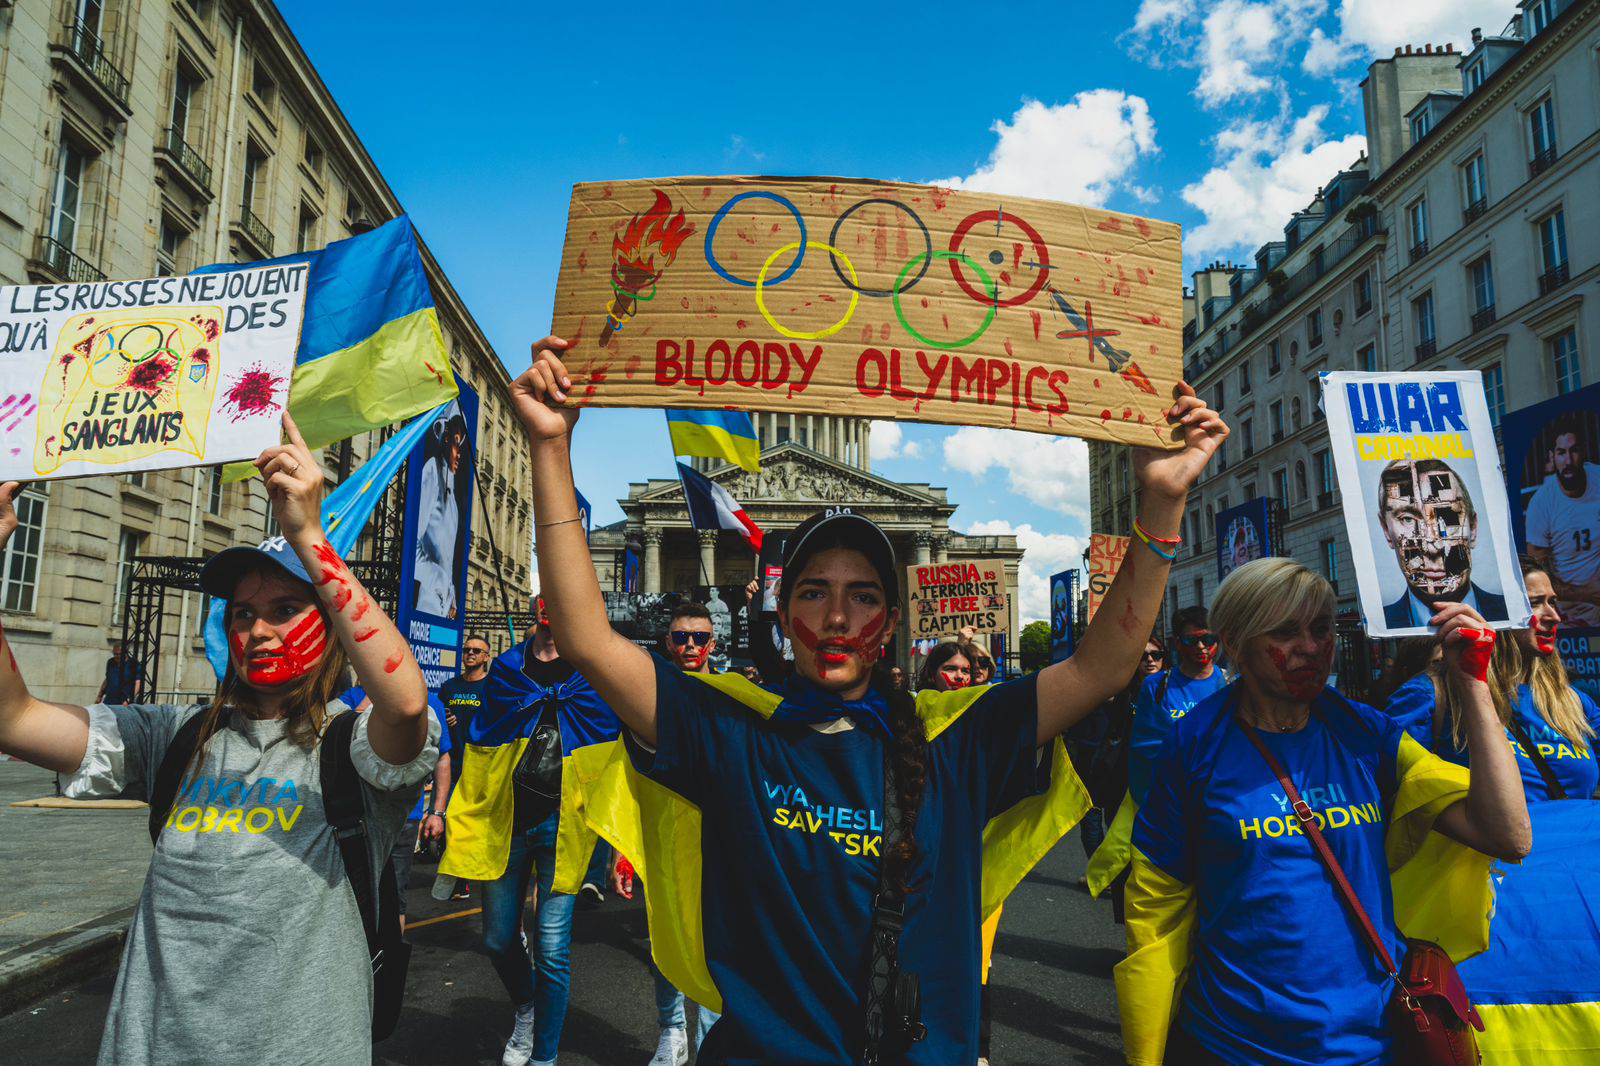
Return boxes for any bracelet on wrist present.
[1133,519,1180,561]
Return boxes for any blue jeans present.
[480,814,577,1062]
[584,839,612,887]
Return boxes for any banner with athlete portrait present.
[551,176,1183,449]
[1215,497,1275,583]
[1322,371,1530,637]
[1050,568,1078,663]
[1503,383,1600,699]
[0,266,306,480]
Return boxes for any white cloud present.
[965,519,1087,624]
[1301,27,1356,75]
[936,91,1158,207]
[1332,0,1515,55]
[1131,0,1195,35]
[1180,105,1366,258]
[942,427,1091,523]
[869,420,922,461]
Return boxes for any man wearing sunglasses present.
[664,601,718,675]
[438,634,493,899]
[1127,606,1227,807]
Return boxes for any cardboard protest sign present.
[906,559,1010,640]
[1086,533,1129,622]
[0,266,306,481]
[552,176,1183,448]
[1322,371,1530,637]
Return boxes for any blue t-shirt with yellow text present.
[1387,675,1600,802]
[1135,684,1411,1066]
[1128,667,1227,805]
[629,656,1050,1066]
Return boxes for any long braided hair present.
[777,535,928,898]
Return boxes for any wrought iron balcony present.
[1539,262,1570,296]
[1471,306,1497,332]
[63,20,130,107]
[1414,339,1437,363]
[237,206,274,256]
[1530,147,1558,178]
[162,127,213,190]
[35,234,105,283]
[1317,491,1334,510]
[1463,198,1488,224]
[1409,240,1429,264]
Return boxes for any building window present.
[156,216,186,276]
[1268,339,1281,375]
[48,136,89,252]
[1272,468,1289,509]
[1321,538,1339,588]
[1529,95,1557,172]
[1215,380,1226,411]
[0,485,48,613]
[1307,309,1323,349]
[1239,361,1251,395]
[303,134,324,177]
[112,529,142,619]
[250,58,276,107]
[1464,59,1486,93]
[1242,419,1255,457]
[1354,271,1372,316]
[295,202,319,252]
[1469,255,1495,329]
[1410,110,1431,144]
[1311,382,1323,421]
[1359,343,1377,373]
[171,67,199,140]
[242,145,266,214]
[1551,329,1582,392]
[1270,400,1283,441]
[1462,154,1487,219]
[1318,449,1335,498]
[1413,292,1436,361]
[1527,0,1553,35]
[776,425,790,445]
[1483,364,1506,428]
[1407,198,1429,259]
[207,466,224,515]
[1242,481,1257,501]
[1538,211,1569,293]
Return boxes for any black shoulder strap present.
[321,710,399,949]
[148,706,212,844]
[1156,670,1172,706]
[861,742,923,1063]
[1505,714,1568,800]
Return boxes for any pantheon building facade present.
[588,414,1023,673]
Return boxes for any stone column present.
[642,529,663,594]
[933,535,949,563]
[862,421,872,472]
[913,530,933,565]
[805,414,814,451]
[698,529,719,585]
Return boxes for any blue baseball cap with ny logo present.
[199,535,317,599]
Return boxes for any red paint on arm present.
[354,627,380,642]
[1456,628,1496,682]
[383,651,405,674]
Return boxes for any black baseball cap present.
[778,507,898,608]
[199,536,316,599]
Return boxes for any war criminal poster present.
[0,266,307,481]
[551,176,1183,448]
[1322,371,1530,637]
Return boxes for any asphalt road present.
[1,831,1126,1065]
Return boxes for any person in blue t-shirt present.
[1388,562,1600,801]
[512,337,1227,1065]
[1127,605,1227,805]
[1128,557,1531,1066]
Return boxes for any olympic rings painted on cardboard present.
[704,192,807,288]
[948,209,1051,308]
[827,198,933,298]
[893,251,997,350]
[756,241,861,341]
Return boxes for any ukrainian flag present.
[196,216,457,476]
[665,410,761,473]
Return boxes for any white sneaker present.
[649,1027,689,1066]
[502,1001,536,1066]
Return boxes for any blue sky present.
[278,0,1513,620]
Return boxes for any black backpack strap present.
[1155,670,1171,708]
[148,706,212,844]
[321,709,390,946]
[861,741,925,1063]
[1506,714,1568,800]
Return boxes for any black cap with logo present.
[778,507,899,608]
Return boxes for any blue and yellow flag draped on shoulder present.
[441,642,621,882]
[553,672,1091,1014]
[665,410,761,473]
[196,216,457,478]
[1115,728,1493,1066]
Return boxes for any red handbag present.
[1240,721,1484,1066]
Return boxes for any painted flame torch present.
[602,190,695,345]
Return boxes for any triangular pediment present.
[637,444,943,508]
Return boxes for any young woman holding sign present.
[514,335,1226,1065]
[0,416,436,1065]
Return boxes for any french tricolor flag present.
[677,462,763,551]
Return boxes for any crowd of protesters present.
[3,334,1599,1066]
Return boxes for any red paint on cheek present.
[233,610,328,686]
[1267,644,1325,701]
[940,670,969,690]
[1457,628,1496,682]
